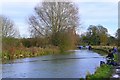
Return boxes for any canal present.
[2,50,106,78]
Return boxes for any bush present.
[2,46,60,63]
[52,32,76,53]
[2,37,20,50]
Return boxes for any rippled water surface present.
[2,50,105,78]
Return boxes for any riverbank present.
[92,46,119,61]
[86,64,112,80]
[2,46,60,63]
[2,46,75,64]
[86,46,120,79]
[92,46,112,55]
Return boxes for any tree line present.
[79,25,120,46]
[1,2,80,53]
[1,2,120,54]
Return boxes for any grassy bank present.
[86,64,112,80]
[85,46,120,79]
[92,48,108,55]
[92,46,119,61]
[92,46,113,55]
[2,46,60,63]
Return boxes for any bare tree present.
[0,15,20,38]
[28,2,79,38]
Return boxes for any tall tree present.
[0,15,20,38]
[28,2,79,51]
[86,25,108,45]
[28,2,79,38]
[107,35,116,46]
[97,25,108,45]
[87,25,100,45]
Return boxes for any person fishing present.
[100,49,114,66]
[106,49,114,59]
[100,49,119,66]
[106,49,114,65]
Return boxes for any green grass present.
[86,64,112,80]
[85,46,117,80]
[92,48,108,55]
[92,46,112,55]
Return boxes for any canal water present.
[2,50,106,78]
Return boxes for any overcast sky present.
[0,0,119,37]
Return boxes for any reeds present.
[2,46,60,63]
